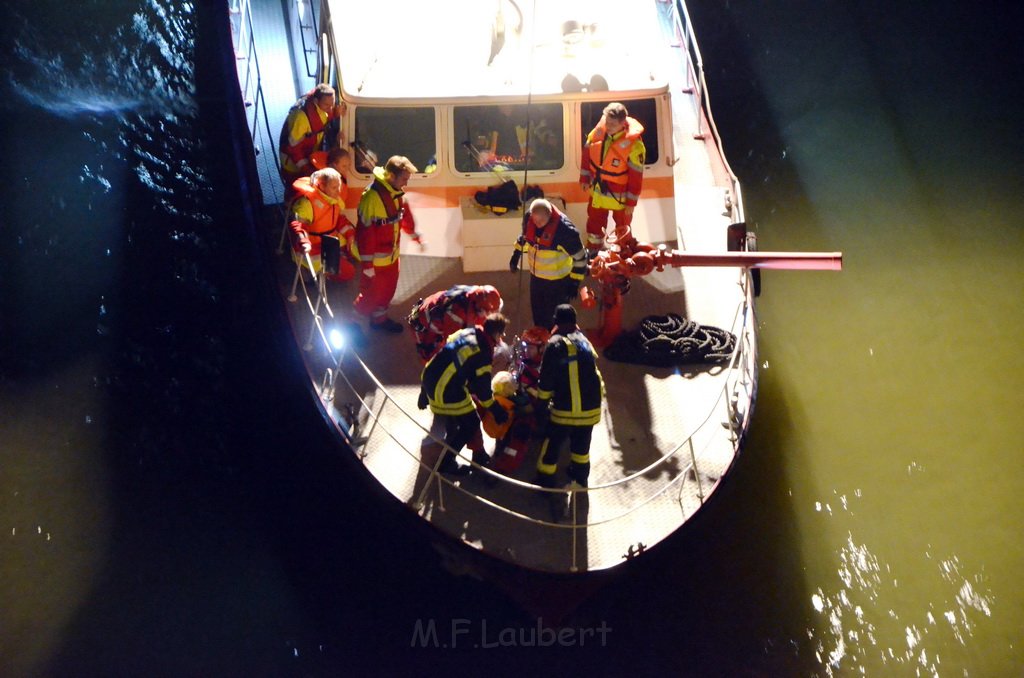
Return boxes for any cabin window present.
[352,107,436,175]
[453,103,564,173]
[581,98,659,165]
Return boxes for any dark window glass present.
[453,103,564,173]
[353,107,436,174]
[580,98,658,165]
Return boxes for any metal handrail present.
[672,0,746,224]
[235,0,286,205]
[321,259,753,485]
[294,0,320,79]
[297,280,754,575]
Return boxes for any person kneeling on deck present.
[289,168,359,282]
[407,284,503,362]
[418,313,510,476]
[509,198,587,328]
[309,147,352,201]
[534,305,605,488]
[478,327,551,474]
[354,155,424,333]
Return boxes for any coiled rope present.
[605,313,736,366]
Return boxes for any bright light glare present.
[329,328,345,350]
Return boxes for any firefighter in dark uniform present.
[418,313,510,475]
[534,305,605,488]
[509,198,588,328]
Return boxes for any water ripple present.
[805,535,996,675]
[8,1,195,119]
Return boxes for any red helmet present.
[520,326,550,346]
[469,284,503,314]
[519,326,550,364]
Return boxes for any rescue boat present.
[224,0,839,611]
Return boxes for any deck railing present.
[231,0,286,205]
[291,256,758,572]
[294,0,320,80]
[672,0,746,225]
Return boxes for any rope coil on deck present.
[605,313,737,366]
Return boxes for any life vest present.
[291,176,342,236]
[356,167,410,268]
[516,206,585,282]
[366,180,402,224]
[278,92,330,168]
[585,117,645,188]
[479,394,516,439]
[308,152,350,203]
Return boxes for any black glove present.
[489,403,509,425]
[417,391,428,410]
[566,278,580,300]
[509,249,522,273]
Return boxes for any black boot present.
[438,453,470,476]
[472,449,491,468]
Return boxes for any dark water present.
[2,1,1021,675]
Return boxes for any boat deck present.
[270,237,747,572]
[233,0,757,573]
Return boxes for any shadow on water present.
[27,4,524,675]
[560,367,818,676]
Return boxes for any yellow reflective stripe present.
[430,401,473,417]
[475,364,491,377]
[536,440,557,475]
[431,363,458,403]
[565,340,581,414]
[527,248,574,280]
[429,399,475,416]
[550,409,601,426]
[457,344,477,365]
[537,389,553,400]
[570,452,590,465]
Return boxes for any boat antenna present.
[514,0,538,333]
[520,0,535,200]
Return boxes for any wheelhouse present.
[316,0,679,256]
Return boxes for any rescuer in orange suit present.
[278,83,345,200]
[579,102,646,254]
[288,167,358,281]
[353,155,424,333]
[407,284,504,361]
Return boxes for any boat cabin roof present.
[327,0,670,102]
